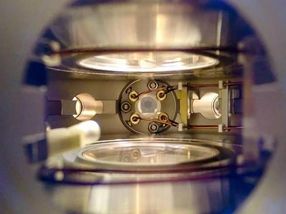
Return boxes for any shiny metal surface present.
[77,52,219,72]
[47,1,226,76]
[47,179,232,214]
[78,140,220,167]
[61,137,238,174]
[1,1,286,214]
[118,79,178,134]
[39,134,259,214]
[192,92,221,119]
[72,93,103,121]
[50,2,221,49]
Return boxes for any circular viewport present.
[77,51,219,72]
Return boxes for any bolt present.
[148,81,158,90]
[130,114,140,125]
[129,91,138,102]
[157,90,166,101]
[148,122,159,133]
[159,113,168,122]
[121,101,131,113]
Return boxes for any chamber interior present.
[25,0,273,168]
[23,1,275,213]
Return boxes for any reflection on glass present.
[78,52,218,72]
[79,141,219,166]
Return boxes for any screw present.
[148,80,159,90]
[129,91,139,102]
[157,90,166,101]
[130,113,140,125]
[148,122,159,133]
[121,101,131,113]
[159,113,169,122]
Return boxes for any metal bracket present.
[218,80,230,132]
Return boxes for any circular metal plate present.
[80,142,219,166]
[77,52,219,72]
[118,79,178,134]
[76,138,231,171]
